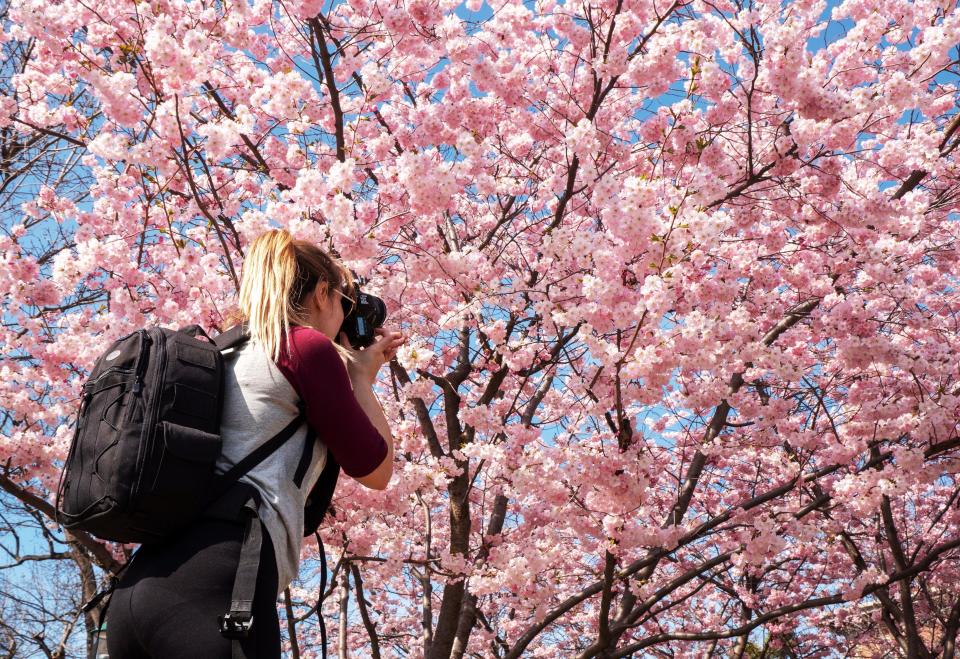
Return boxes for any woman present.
[105,228,405,657]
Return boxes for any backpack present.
[55,322,339,655]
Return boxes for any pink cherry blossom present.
[2,0,959,655]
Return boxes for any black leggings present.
[106,516,281,658]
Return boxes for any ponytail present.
[236,229,355,364]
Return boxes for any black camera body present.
[339,290,387,349]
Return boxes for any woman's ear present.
[312,281,329,311]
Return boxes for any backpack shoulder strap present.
[203,404,306,510]
[303,452,340,537]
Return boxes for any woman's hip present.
[106,515,280,658]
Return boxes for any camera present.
[339,287,387,349]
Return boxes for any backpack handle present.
[211,322,251,351]
[180,324,214,343]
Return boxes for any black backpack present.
[55,322,339,654]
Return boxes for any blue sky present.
[4,0,959,652]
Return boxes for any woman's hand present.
[339,327,406,387]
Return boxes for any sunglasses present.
[334,287,356,317]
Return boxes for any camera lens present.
[367,296,387,328]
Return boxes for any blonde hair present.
[232,229,356,364]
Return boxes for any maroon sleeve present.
[275,325,388,478]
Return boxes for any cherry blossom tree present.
[1,0,959,656]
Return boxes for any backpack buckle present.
[218,611,254,639]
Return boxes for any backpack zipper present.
[83,329,147,394]
[132,329,166,500]
[132,330,151,394]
